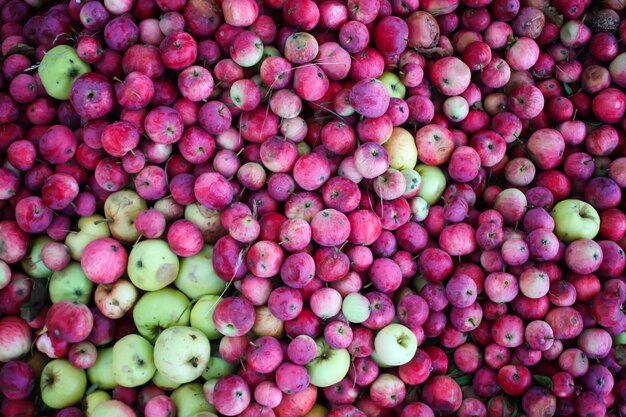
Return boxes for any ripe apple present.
[551,199,601,243]
[87,347,117,390]
[20,236,53,278]
[202,356,238,380]
[152,369,181,391]
[94,279,138,319]
[379,71,406,99]
[190,294,223,340]
[342,292,371,323]
[104,190,147,243]
[374,323,418,366]
[40,359,87,409]
[65,215,111,261]
[0,317,32,362]
[49,262,94,304]
[112,334,156,387]
[175,245,227,299]
[38,45,91,100]
[415,165,446,205]
[133,288,191,342]
[306,338,350,387]
[127,240,180,291]
[171,383,216,417]
[383,127,418,171]
[90,400,136,417]
[154,326,211,384]
[84,390,111,416]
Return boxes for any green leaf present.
[533,374,554,391]
[86,383,100,395]
[562,83,574,96]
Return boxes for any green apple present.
[409,196,429,222]
[379,71,406,99]
[172,383,216,417]
[112,334,156,387]
[551,199,601,243]
[127,239,180,291]
[133,287,191,342]
[154,326,211,384]
[305,404,329,417]
[190,413,218,417]
[202,355,237,380]
[306,338,350,388]
[49,262,94,304]
[184,203,227,244]
[65,215,111,261]
[21,236,53,278]
[401,169,422,198]
[90,400,136,417]
[154,197,184,222]
[383,127,418,170]
[84,390,111,417]
[613,331,626,345]
[415,164,446,205]
[175,245,226,298]
[40,359,87,409]
[152,369,181,391]
[104,190,147,243]
[374,323,418,366]
[298,141,311,156]
[189,294,222,340]
[38,45,91,100]
[87,347,117,390]
[0,260,10,289]
[342,293,371,323]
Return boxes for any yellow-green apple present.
[306,338,350,387]
[49,262,94,304]
[94,279,138,319]
[90,400,136,417]
[127,240,180,291]
[86,347,117,390]
[112,334,156,387]
[0,260,10,289]
[65,215,111,261]
[104,190,147,243]
[175,245,226,299]
[40,359,87,409]
[551,199,601,243]
[202,356,238,380]
[152,370,181,391]
[171,382,216,417]
[133,288,191,342]
[189,294,222,340]
[38,45,91,100]
[342,293,371,323]
[383,127,418,170]
[379,71,406,99]
[84,390,111,416]
[415,164,446,205]
[374,323,418,366]
[21,236,53,278]
[154,326,211,384]
[184,203,228,244]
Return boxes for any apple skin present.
[20,236,53,278]
[175,245,227,299]
[383,127,418,171]
[49,262,94,304]
[154,326,211,384]
[127,239,180,291]
[0,317,32,362]
[112,334,156,387]
[274,384,317,417]
[87,347,117,390]
[171,382,216,417]
[132,288,191,342]
[104,190,147,243]
[40,359,87,409]
[65,215,111,261]
[374,323,418,366]
[94,279,138,319]
[415,164,446,205]
[306,338,351,388]
[190,294,222,340]
[90,400,137,417]
[38,45,91,100]
[84,390,112,416]
[551,199,601,243]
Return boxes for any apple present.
[127,239,180,291]
[87,347,117,390]
[202,355,238,380]
[0,317,32,362]
[65,215,111,261]
[379,71,406,99]
[152,369,181,391]
[84,391,112,416]
[40,359,87,409]
[49,262,94,304]
[90,400,137,417]
[190,294,223,340]
[342,292,372,324]
[104,190,148,243]
[175,245,227,299]
[374,323,418,367]
[38,45,91,100]
[20,236,53,278]
[415,165,446,205]
[383,127,418,170]
[306,338,351,388]
[112,334,156,387]
[154,326,211,384]
[551,199,601,243]
[94,279,138,319]
[171,383,216,417]
[133,288,191,342]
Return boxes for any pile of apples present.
[1,0,626,415]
